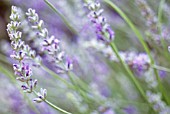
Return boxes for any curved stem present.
[44,0,77,35]
[33,91,72,114]
[44,100,72,114]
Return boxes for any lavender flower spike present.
[26,8,73,72]
[86,0,115,44]
[7,6,46,102]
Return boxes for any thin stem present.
[152,65,170,73]
[33,91,72,114]
[60,62,89,92]
[0,65,16,83]
[41,65,74,88]
[44,0,77,35]
[67,72,91,103]
[117,99,149,106]
[104,0,170,105]
[24,94,41,114]
[0,53,10,65]
[67,72,104,106]
[69,72,89,92]
[44,100,72,114]
[42,65,90,94]
[158,0,165,25]
[157,0,170,62]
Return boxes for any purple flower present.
[159,70,166,79]
[26,8,73,72]
[103,109,115,114]
[123,106,136,114]
[131,53,150,75]
[7,5,46,103]
[86,1,115,43]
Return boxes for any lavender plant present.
[1,0,170,114]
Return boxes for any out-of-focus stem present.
[67,72,89,102]
[152,65,170,73]
[158,0,165,26]
[0,53,9,65]
[158,0,170,62]
[0,64,15,83]
[44,0,78,35]
[41,65,74,89]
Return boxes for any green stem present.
[152,65,170,73]
[158,0,170,62]
[158,0,165,26]
[44,0,77,35]
[67,72,91,103]
[108,44,154,112]
[0,65,16,83]
[104,0,170,105]
[110,42,147,101]
[117,99,149,106]
[69,72,89,92]
[0,53,10,65]
[44,100,72,114]
[57,61,89,93]
[33,91,72,114]
[67,72,104,107]
[41,65,74,88]
[42,65,89,96]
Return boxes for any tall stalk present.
[44,0,78,35]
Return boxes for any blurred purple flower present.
[103,109,115,114]
[159,70,166,79]
[123,106,136,114]
[86,1,115,44]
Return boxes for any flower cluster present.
[7,6,46,103]
[25,8,73,72]
[135,0,162,42]
[147,91,170,113]
[135,0,158,33]
[86,1,114,44]
[127,53,150,75]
